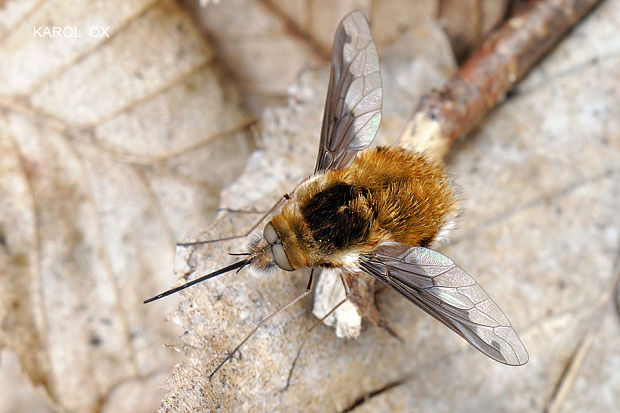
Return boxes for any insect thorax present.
[300,182,374,250]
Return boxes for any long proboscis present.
[143,259,249,304]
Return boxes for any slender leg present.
[208,269,316,378]
[178,178,307,247]
[344,273,400,341]
[178,194,289,247]
[284,272,351,390]
[339,271,352,296]
[216,207,269,214]
[284,297,348,390]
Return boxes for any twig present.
[400,0,604,160]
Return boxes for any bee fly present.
[145,10,528,377]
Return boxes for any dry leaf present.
[0,0,253,411]
[182,0,505,117]
[161,1,619,411]
[2,0,618,412]
[182,0,450,115]
[0,350,53,413]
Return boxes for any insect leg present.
[178,178,308,247]
[216,207,269,214]
[178,194,289,247]
[208,268,316,378]
[284,272,351,390]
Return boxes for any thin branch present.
[400,0,604,161]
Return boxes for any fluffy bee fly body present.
[249,147,457,272]
[145,10,529,376]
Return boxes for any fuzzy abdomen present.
[272,146,456,268]
[331,146,457,248]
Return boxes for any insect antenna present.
[143,259,250,304]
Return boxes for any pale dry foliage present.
[0,1,618,412]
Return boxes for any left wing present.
[359,242,528,366]
[314,10,382,173]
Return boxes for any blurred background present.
[0,0,618,412]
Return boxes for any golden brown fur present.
[271,146,456,269]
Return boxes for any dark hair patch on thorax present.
[300,182,372,250]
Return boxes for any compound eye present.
[271,243,294,271]
[263,222,278,245]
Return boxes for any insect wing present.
[315,10,383,173]
[359,242,528,366]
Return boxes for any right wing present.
[314,10,383,174]
[359,242,529,366]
